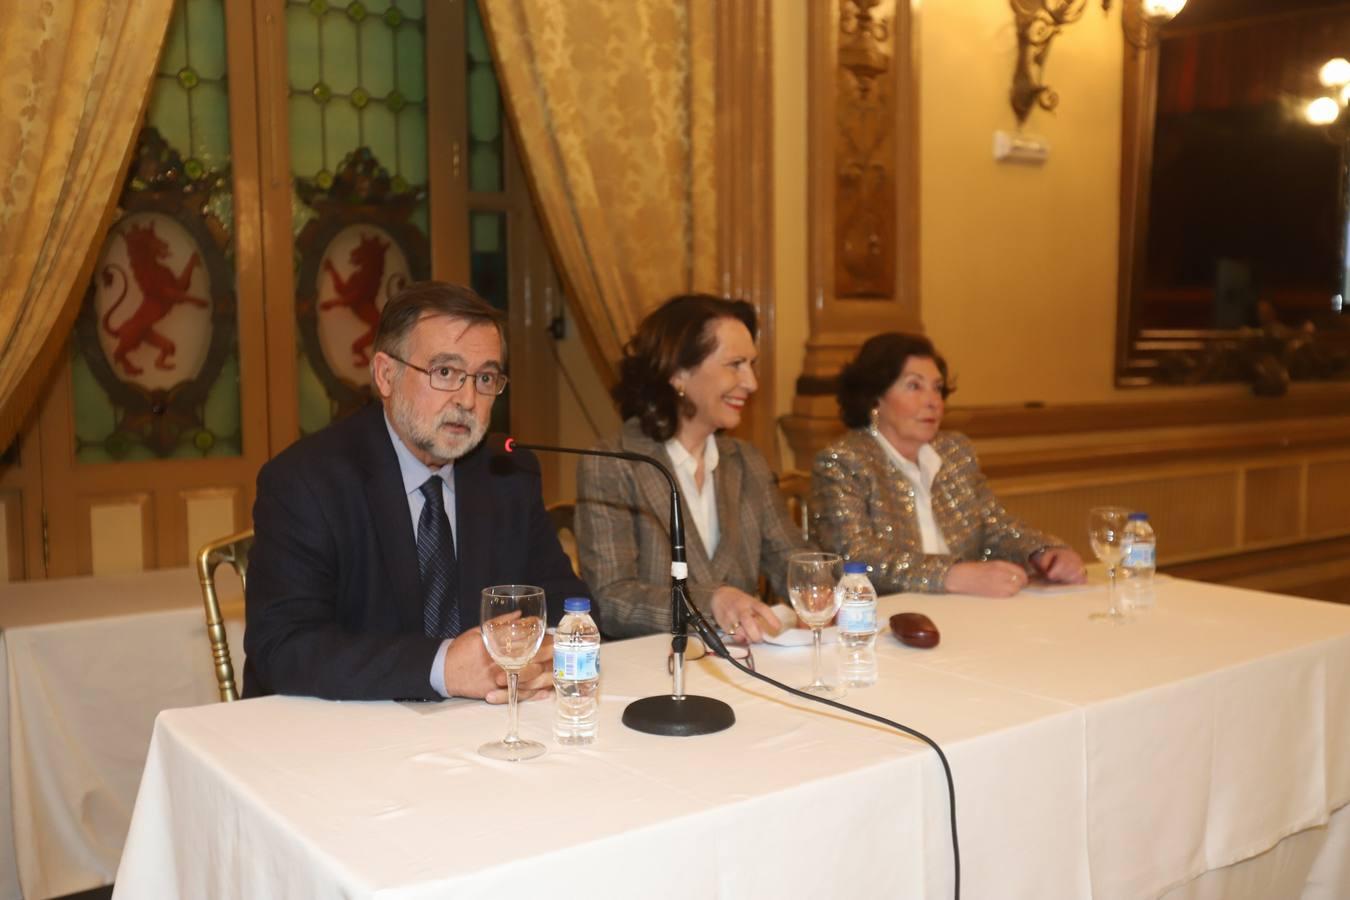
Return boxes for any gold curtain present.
[481,0,719,370]
[0,0,176,450]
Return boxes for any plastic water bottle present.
[553,597,600,744]
[1121,513,1157,611]
[836,562,879,687]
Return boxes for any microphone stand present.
[505,440,734,736]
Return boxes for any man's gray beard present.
[392,390,487,465]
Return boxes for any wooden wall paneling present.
[0,491,21,582]
[995,467,1241,563]
[1242,464,1303,546]
[427,0,470,284]
[82,493,153,576]
[1307,457,1350,536]
[181,486,243,565]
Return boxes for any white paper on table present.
[762,603,839,646]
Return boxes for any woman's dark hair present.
[615,294,758,442]
[837,332,952,428]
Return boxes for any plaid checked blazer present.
[575,418,808,639]
[811,429,1060,594]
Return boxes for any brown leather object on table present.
[889,612,940,649]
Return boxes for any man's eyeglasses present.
[387,353,509,396]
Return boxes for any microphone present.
[504,438,735,736]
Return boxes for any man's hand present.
[442,628,555,704]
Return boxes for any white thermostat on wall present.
[993,130,1049,164]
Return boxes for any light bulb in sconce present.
[1319,57,1350,88]
[1141,0,1186,22]
[1306,96,1341,126]
[1340,83,1350,106]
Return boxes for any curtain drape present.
[0,0,176,450]
[480,0,718,371]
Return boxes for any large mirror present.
[1117,0,1350,391]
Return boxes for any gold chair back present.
[196,528,253,702]
[547,501,580,577]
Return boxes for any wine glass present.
[787,551,845,699]
[478,585,548,761]
[1087,507,1132,623]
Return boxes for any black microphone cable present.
[683,588,961,900]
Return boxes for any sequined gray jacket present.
[811,429,1059,593]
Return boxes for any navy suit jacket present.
[243,402,590,700]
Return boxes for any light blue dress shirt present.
[383,414,458,697]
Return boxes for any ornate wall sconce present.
[1009,0,1186,126]
[1102,0,1187,51]
[1009,0,1089,126]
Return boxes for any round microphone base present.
[622,694,735,736]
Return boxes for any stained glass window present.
[73,0,242,463]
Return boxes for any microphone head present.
[504,437,515,453]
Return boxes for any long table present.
[114,579,1350,899]
[0,567,244,900]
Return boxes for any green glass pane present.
[466,0,490,64]
[287,4,321,90]
[71,352,116,449]
[191,81,232,169]
[297,352,333,434]
[394,25,425,102]
[467,67,500,143]
[397,109,427,184]
[159,6,189,75]
[322,13,360,95]
[291,188,319,237]
[362,0,392,13]
[325,101,361,159]
[469,145,500,193]
[145,83,192,159]
[186,0,227,80]
[203,353,242,440]
[362,103,397,172]
[471,211,502,253]
[410,200,428,237]
[358,18,394,97]
[288,94,325,176]
[397,0,424,19]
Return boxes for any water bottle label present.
[553,645,599,681]
[1124,544,1155,568]
[837,603,877,634]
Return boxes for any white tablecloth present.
[0,567,243,900]
[115,580,1350,899]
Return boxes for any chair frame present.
[196,528,253,702]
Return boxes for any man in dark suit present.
[244,281,589,701]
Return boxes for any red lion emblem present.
[101,221,209,376]
[320,232,406,367]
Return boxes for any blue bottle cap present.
[1128,512,1149,521]
[843,561,869,575]
[563,597,591,613]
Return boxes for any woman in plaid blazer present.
[575,295,808,641]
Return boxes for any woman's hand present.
[710,586,784,643]
[1031,547,1087,584]
[942,561,1028,597]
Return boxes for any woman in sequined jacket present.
[811,333,1086,597]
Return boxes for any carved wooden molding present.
[1009,0,1090,126]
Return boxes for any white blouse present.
[870,430,952,555]
[664,434,720,556]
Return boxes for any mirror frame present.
[1114,29,1350,390]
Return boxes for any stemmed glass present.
[478,585,547,761]
[787,551,844,699]
[1087,507,1132,623]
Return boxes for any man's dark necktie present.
[417,476,460,638]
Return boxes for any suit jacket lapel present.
[708,435,742,582]
[357,406,425,634]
